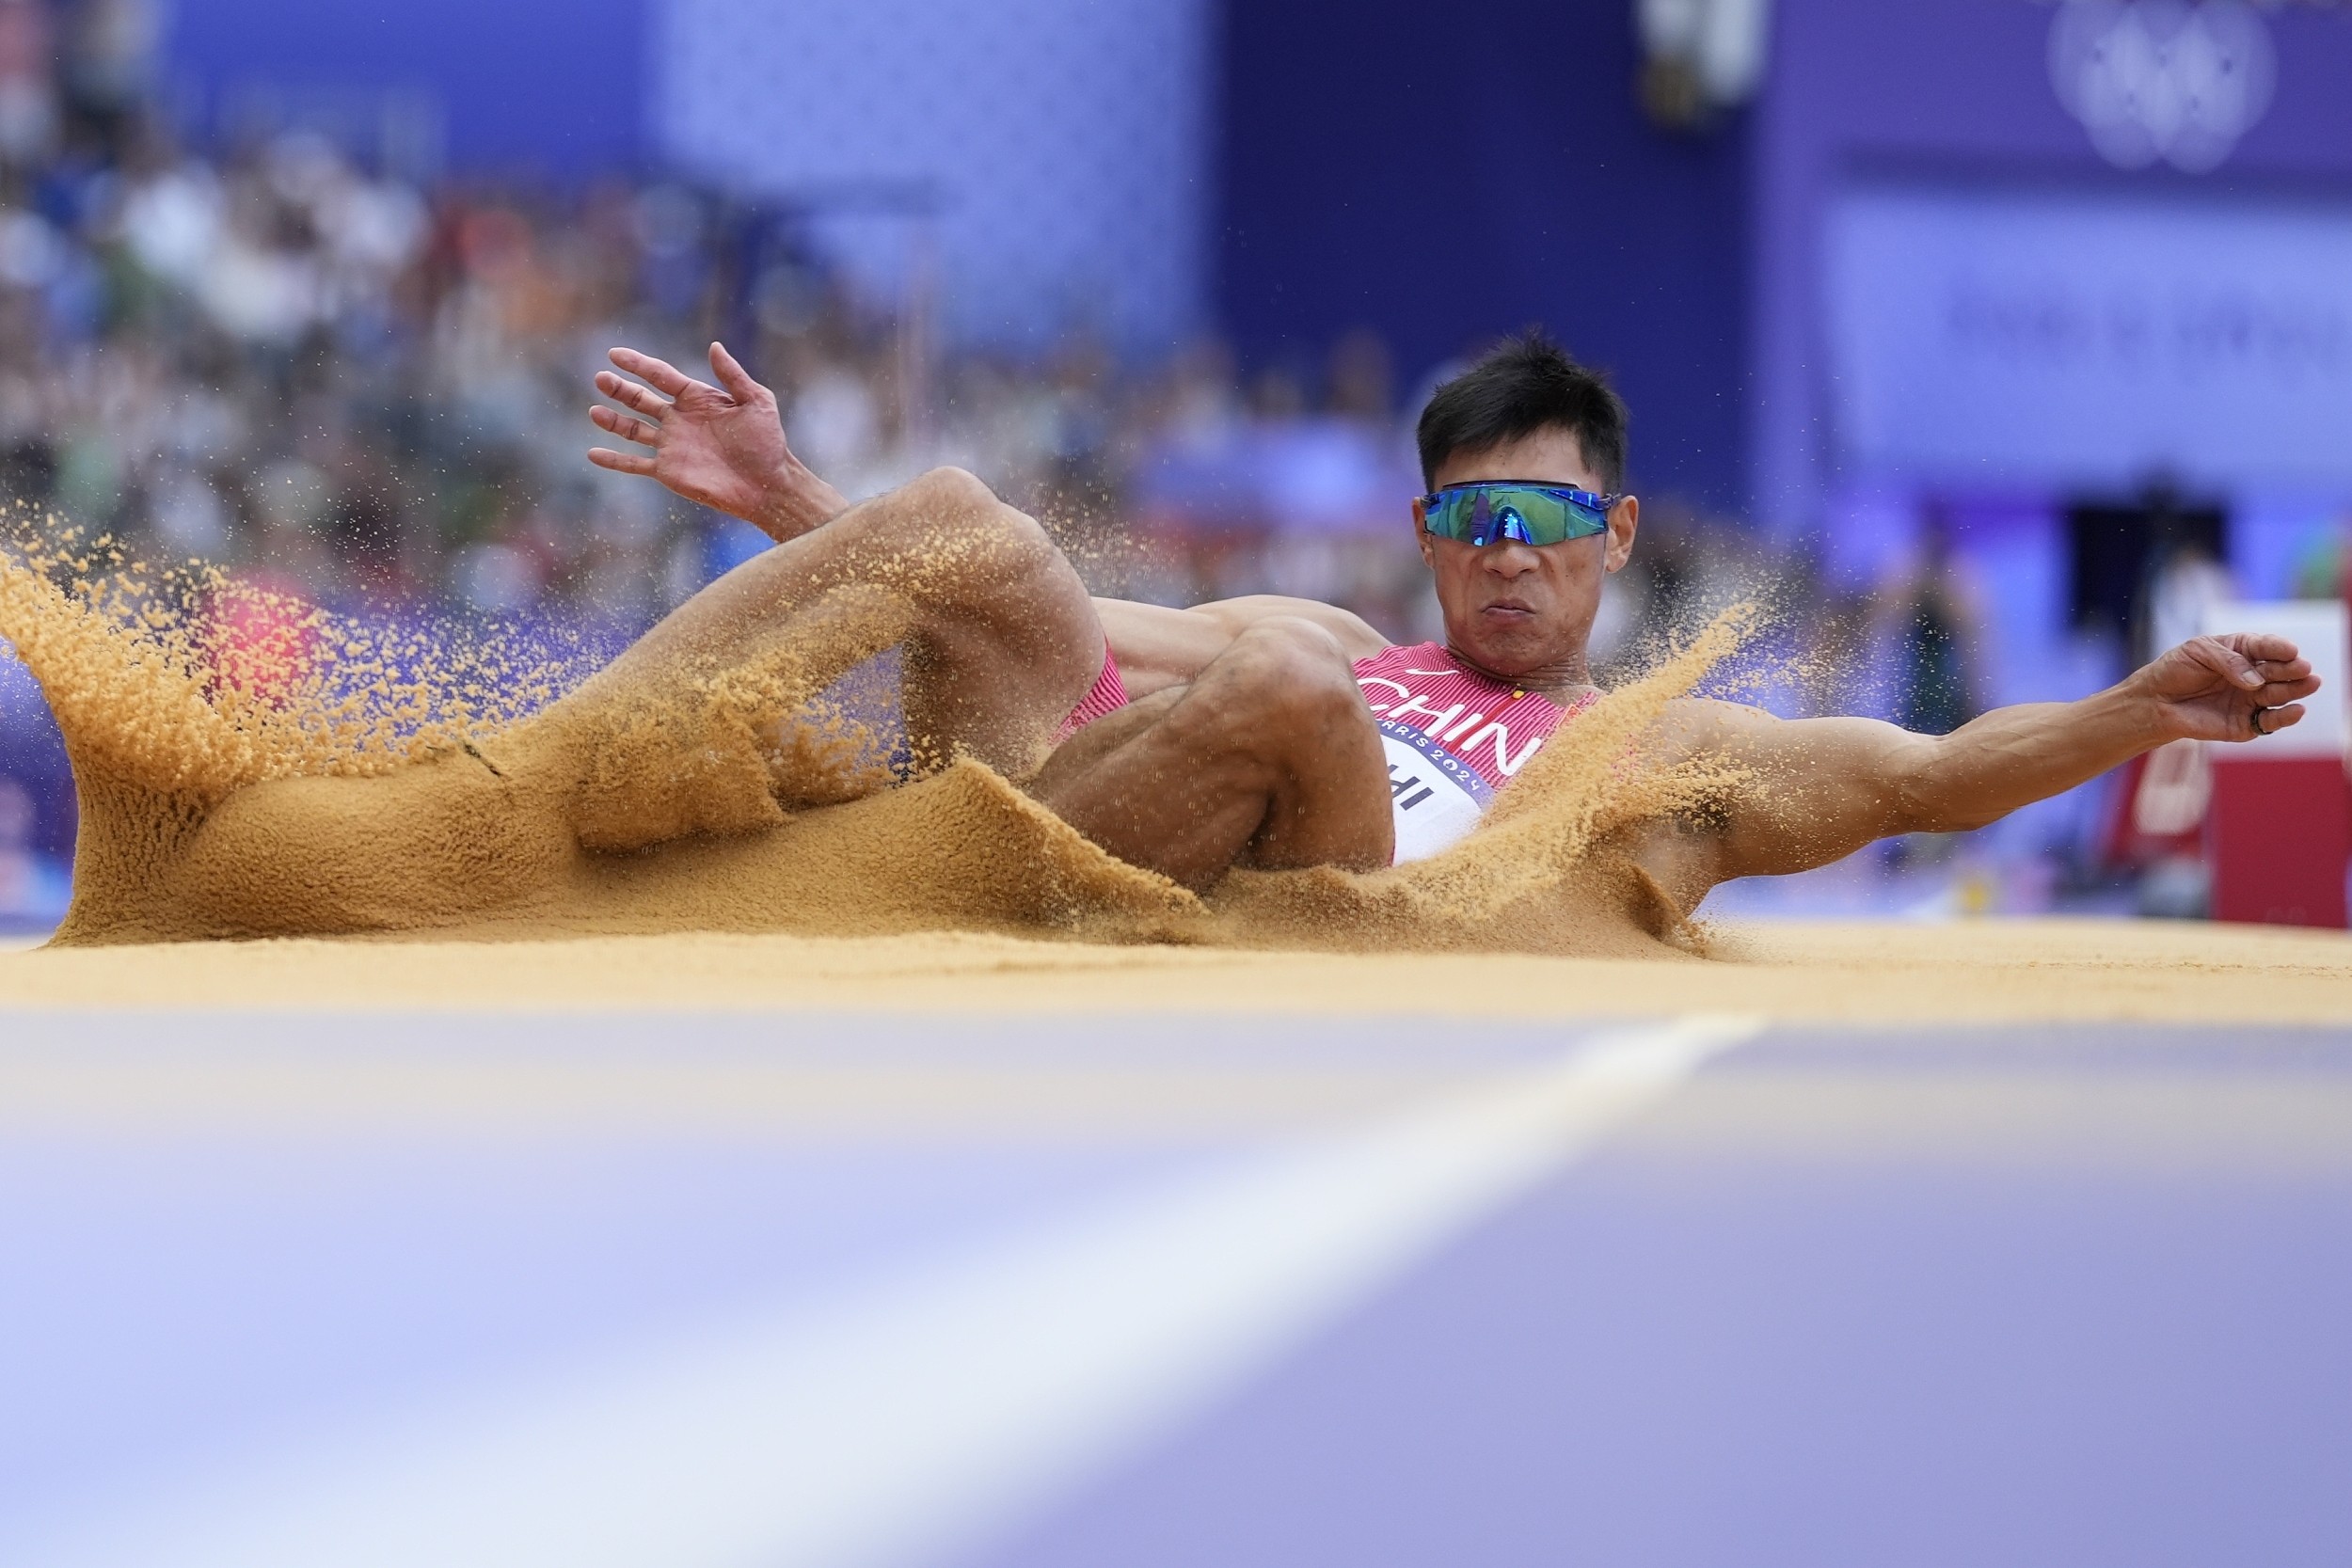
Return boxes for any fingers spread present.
[595,371,671,419]
[708,340,766,402]
[588,406,661,447]
[608,346,692,395]
[587,447,657,477]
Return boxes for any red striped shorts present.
[1052,654,1132,746]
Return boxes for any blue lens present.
[1422,484,1611,546]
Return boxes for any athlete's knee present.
[875,467,1061,592]
[858,467,1001,552]
[1215,619,1370,740]
[898,465,998,522]
[1229,617,1353,682]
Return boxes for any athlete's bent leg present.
[478,467,1105,852]
[535,466,1102,782]
[167,469,1106,930]
[1029,618,1392,891]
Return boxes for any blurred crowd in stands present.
[0,0,1489,636]
[0,4,1802,645]
[0,0,1979,927]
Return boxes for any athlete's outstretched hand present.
[2134,632,2322,742]
[588,342,848,542]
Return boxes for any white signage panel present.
[1826,186,2352,491]
[2200,600,2348,760]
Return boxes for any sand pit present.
[2,917,2348,1023]
[0,514,1736,959]
[8,519,2352,1023]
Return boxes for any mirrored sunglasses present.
[1420,482,1620,546]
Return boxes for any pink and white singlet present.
[1054,639,1593,866]
[1351,641,1593,863]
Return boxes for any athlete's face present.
[1417,426,1638,685]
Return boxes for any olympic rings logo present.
[2047,0,2276,172]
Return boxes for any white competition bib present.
[1377,719,1500,863]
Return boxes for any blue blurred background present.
[3,0,2351,929]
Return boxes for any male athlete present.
[582,333,2317,916]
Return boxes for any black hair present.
[1414,330,1629,493]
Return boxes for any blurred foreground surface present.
[3,1003,2347,1568]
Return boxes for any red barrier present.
[2207,756,2350,927]
[2201,601,2351,929]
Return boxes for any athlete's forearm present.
[1089,598,1235,696]
[1697,665,2230,891]
[1188,595,1391,661]
[1899,683,2169,833]
[744,461,853,543]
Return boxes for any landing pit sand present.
[7,521,2352,1024]
[3,918,2348,1024]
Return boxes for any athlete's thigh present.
[1026,631,1391,888]
[898,515,1104,768]
[1025,689,1269,887]
[540,470,1098,773]
[1028,689,1184,792]
[603,473,1022,661]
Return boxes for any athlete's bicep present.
[1708,711,1935,879]
[1648,702,1931,882]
